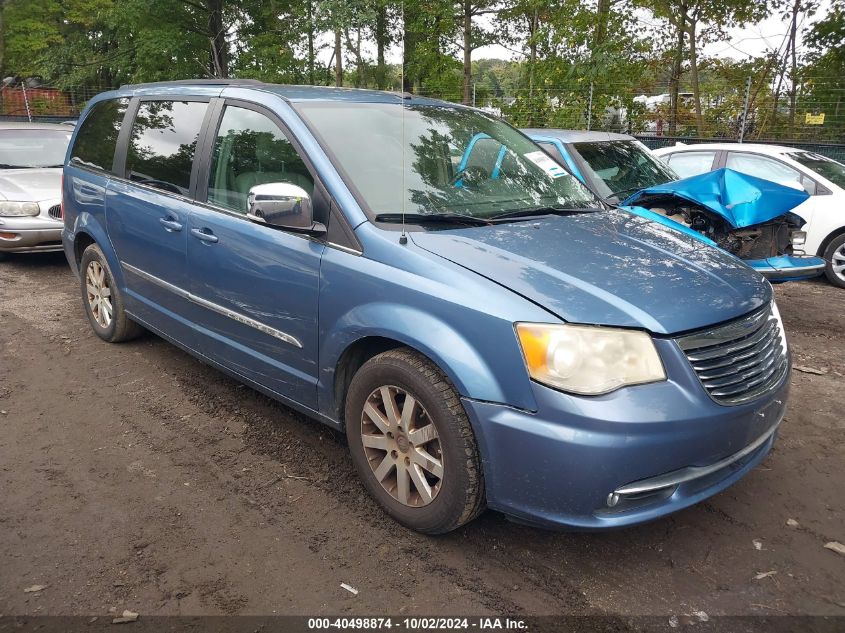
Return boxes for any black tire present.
[345,348,485,534]
[79,243,144,343]
[822,234,845,289]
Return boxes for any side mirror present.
[246,182,326,235]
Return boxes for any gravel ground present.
[0,252,843,621]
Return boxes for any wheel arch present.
[817,225,845,259]
[69,213,126,287]
[320,304,526,427]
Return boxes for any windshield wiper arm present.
[489,206,597,221]
[611,186,645,200]
[374,212,492,226]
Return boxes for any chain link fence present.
[419,77,845,160]
[2,80,843,161]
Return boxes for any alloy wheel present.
[832,243,845,282]
[85,260,113,328]
[360,385,444,507]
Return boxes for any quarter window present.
[125,100,208,196]
[726,152,803,189]
[70,98,128,172]
[665,151,716,179]
[207,106,314,214]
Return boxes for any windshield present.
[293,102,598,220]
[570,140,678,201]
[788,152,845,189]
[0,128,71,168]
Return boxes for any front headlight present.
[515,323,666,395]
[790,230,806,254]
[0,201,40,217]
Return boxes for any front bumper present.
[746,255,826,283]
[462,337,789,530]
[0,216,63,253]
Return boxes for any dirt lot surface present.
[1,252,843,621]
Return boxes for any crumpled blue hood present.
[411,209,771,335]
[621,168,810,229]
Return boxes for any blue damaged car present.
[523,129,826,282]
[62,81,790,533]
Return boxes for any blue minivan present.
[62,80,790,533]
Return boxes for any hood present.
[411,209,771,335]
[0,168,62,202]
[621,168,810,229]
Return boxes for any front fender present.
[316,226,557,423]
[318,302,512,420]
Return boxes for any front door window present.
[207,106,314,214]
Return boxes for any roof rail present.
[119,78,265,89]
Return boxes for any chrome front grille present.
[676,304,788,406]
[47,204,62,220]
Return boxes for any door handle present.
[190,227,219,243]
[159,217,183,232]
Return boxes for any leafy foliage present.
[0,0,840,140]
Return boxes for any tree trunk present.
[334,28,343,87]
[0,1,5,79]
[688,17,704,136]
[307,1,315,85]
[356,28,363,88]
[462,0,472,105]
[667,3,686,136]
[787,0,799,135]
[402,10,415,92]
[771,52,787,130]
[207,0,228,78]
[375,3,388,89]
[344,28,365,88]
[594,0,611,51]
[528,8,538,99]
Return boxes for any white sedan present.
[0,122,73,258]
[653,143,845,288]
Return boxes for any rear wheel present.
[345,348,485,534]
[823,234,845,289]
[80,244,144,342]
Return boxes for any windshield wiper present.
[374,212,492,227]
[610,186,645,201]
[0,163,29,169]
[489,206,597,221]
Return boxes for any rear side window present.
[126,100,208,196]
[665,151,716,179]
[70,98,128,172]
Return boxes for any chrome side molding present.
[122,262,303,349]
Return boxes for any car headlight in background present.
[0,201,40,217]
[790,230,807,254]
[515,323,666,395]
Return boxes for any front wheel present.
[345,349,485,534]
[823,234,845,289]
